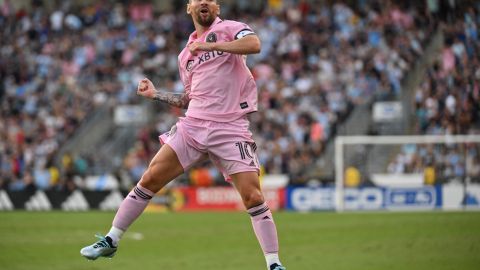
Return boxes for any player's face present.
[187,0,220,27]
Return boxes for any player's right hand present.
[137,78,155,99]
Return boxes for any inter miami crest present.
[206,32,217,43]
[186,60,194,71]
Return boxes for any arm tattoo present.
[153,90,190,109]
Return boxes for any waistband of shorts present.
[181,115,249,124]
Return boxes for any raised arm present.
[137,78,190,109]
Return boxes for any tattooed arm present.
[137,78,190,109]
[152,91,190,109]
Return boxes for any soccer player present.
[80,1,286,269]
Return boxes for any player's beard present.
[195,10,216,27]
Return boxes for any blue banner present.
[286,186,444,211]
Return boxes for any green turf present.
[0,211,479,270]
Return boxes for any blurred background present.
[0,0,479,212]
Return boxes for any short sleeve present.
[224,20,256,41]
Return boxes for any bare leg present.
[138,144,185,192]
[231,172,283,269]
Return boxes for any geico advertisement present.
[286,186,447,211]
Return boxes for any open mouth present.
[200,8,209,15]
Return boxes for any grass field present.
[0,211,479,270]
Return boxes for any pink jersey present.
[178,17,258,122]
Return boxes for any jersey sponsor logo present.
[235,28,255,40]
[197,50,224,64]
[206,32,217,43]
[185,51,226,72]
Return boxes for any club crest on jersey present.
[206,32,217,43]
[186,60,194,71]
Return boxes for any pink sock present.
[112,184,155,231]
[248,202,279,255]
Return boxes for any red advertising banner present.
[147,187,285,212]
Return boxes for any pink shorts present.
[159,116,260,181]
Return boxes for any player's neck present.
[193,21,210,37]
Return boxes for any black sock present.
[105,236,116,248]
[270,263,281,270]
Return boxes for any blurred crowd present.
[0,0,474,191]
[0,0,166,190]
[387,4,480,183]
[387,143,480,184]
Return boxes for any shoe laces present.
[93,234,112,248]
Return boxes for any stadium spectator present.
[0,0,437,190]
[389,6,480,183]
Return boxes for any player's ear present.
[186,3,191,15]
[216,4,220,15]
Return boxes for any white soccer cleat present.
[80,234,117,260]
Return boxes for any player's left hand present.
[188,42,215,55]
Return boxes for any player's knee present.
[242,190,264,209]
[139,168,160,192]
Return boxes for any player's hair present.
[188,0,218,3]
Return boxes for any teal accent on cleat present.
[269,263,286,270]
[80,234,117,260]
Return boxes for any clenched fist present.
[188,41,214,56]
[137,78,156,99]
